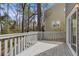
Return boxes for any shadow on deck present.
[17,40,73,56]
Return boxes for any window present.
[67,7,77,55]
[68,18,71,44]
[52,21,60,28]
[71,12,77,52]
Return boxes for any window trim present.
[66,5,78,56]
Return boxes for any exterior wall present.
[44,3,65,32]
[65,3,76,17]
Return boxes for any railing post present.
[22,36,24,50]
[10,39,13,56]
[26,35,29,48]
[25,35,26,48]
[0,41,1,56]
[25,36,27,48]
[14,38,17,55]
[28,35,30,47]
[4,40,8,56]
[21,36,23,51]
[24,36,26,50]
[18,37,20,53]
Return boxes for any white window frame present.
[66,5,78,56]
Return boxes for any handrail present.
[0,32,38,40]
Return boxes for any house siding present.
[44,3,65,32]
[65,3,76,17]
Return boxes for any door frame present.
[66,5,78,56]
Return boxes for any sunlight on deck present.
[17,41,64,56]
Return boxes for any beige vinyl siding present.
[44,3,65,32]
[65,3,76,17]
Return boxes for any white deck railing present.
[0,31,65,56]
[39,32,66,41]
[0,32,38,56]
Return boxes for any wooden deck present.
[17,41,73,56]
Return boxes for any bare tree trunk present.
[18,4,20,32]
[0,4,1,34]
[37,3,42,40]
[22,3,26,32]
[27,4,30,32]
[7,4,9,33]
[16,4,19,32]
[37,3,42,31]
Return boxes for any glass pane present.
[71,12,76,52]
[68,18,71,44]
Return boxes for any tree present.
[0,12,10,34]
[37,3,42,31]
[21,3,26,32]
[27,4,30,32]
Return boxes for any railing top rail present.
[0,31,65,40]
[40,31,65,33]
[0,32,38,40]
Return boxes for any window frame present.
[66,6,78,56]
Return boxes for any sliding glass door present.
[67,8,77,55]
[71,12,77,52]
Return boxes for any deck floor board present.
[17,41,73,56]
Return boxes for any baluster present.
[24,36,26,50]
[25,35,27,48]
[14,38,17,55]
[25,36,27,48]
[53,32,55,40]
[0,41,1,56]
[26,36,29,48]
[20,37,22,51]
[54,32,55,40]
[22,36,24,50]
[18,37,20,53]
[4,39,8,56]
[52,32,53,40]
[32,35,33,44]
[29,35,31,46]
[21,36,23,51]
[10,39,13,56]
[28,36,30,47]
[33,35,34,44]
